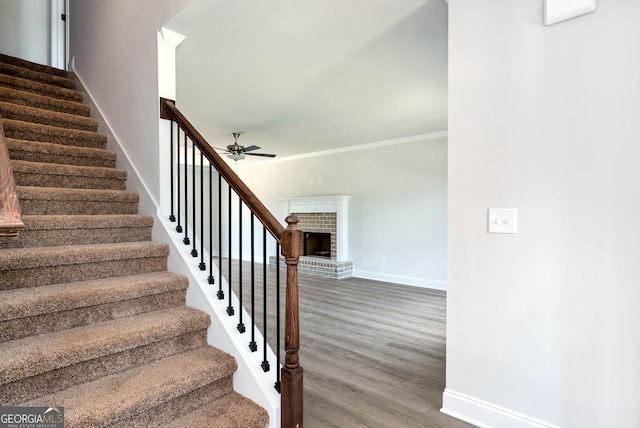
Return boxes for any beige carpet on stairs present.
[0,53,269,427]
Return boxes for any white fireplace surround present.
[283,196,351,262]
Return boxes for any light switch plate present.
[488,209,517,234]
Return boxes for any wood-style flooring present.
[222,260,473,427]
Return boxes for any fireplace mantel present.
[283,196,351,262]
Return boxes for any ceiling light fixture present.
[227,153,246,161]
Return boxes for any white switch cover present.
[488,209,517,234]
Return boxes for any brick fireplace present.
[296,212,336,259]
[274,196,353,280]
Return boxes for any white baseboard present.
[442,389,560,428]
[352,269,446,290]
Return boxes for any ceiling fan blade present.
[243,145,261,152]
[246,152,276,158]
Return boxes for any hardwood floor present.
[222,260,473,427]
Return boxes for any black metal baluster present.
[198,152,205,269]
[175,128,182,234]
[217,174,223,299]
[249,213,257,352]
[169,120,175,222]
[275,243,281,392]
[237,199,245,333]
[191,141,197,257]
[226,183,234,316]
[208,162,214,284]
[183,136,189,245]
[261,226,270,372]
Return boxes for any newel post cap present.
[281,215,303,258]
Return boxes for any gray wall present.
[69,0,190,209]
[238,135,448,289]
[0,0,50,64]
[446,1,640,427]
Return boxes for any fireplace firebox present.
[303,232,331,258]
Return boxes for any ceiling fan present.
[216,132,276,161]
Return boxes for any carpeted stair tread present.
[0,73,82,102]
[6,138,116,168]
[20,346,237,427]
[0,214,153,249]
[0,241,169,290]
[0,53,70,79]
[19,214,153,231]
[0,306,210,385]
[161,391,270,428]
[16,186,137,203]
[0,271,189,342]
[0,332,208,407]
[17,186,139,215]
[0,271,187,323]
[2,118,106,149]
[11,159,126,186]
[12,160,127,190]
[0,100,97,132]
[0,241,168,272]
[0,86,90,117]
[0,61,75,90]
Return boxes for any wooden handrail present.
[160,98,303,427]
[0,113,24,237]
[160,98,284,242]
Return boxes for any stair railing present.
[0,113,24,237]
[160,98,303,427]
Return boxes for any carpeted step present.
[0,53,70,79]
[0,214,153,249]
[17,186,138,215]
[0,73,82,103]
[0,306,210,405]
[2,118,106,149]
[0,241,169,290]
[0,61,75,90]
[12,160,127,190]
[6,138,116,168]
[161,391,270,428]
[0,100,97,132]
[0,86,90,117]
[0,52,268,426]
[19,346,239,427]
[0,271,189,342]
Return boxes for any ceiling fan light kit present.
[218,132,276,161]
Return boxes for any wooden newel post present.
[280,215,304,428]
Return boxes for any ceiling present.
[165,0,448,162]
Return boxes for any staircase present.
[0,53,269,427]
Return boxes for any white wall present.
[0,0,50,64]
[445,1,640,427]
[236,135,448,289]
[68,0,190,209]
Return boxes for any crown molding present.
[242,130,448,167]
